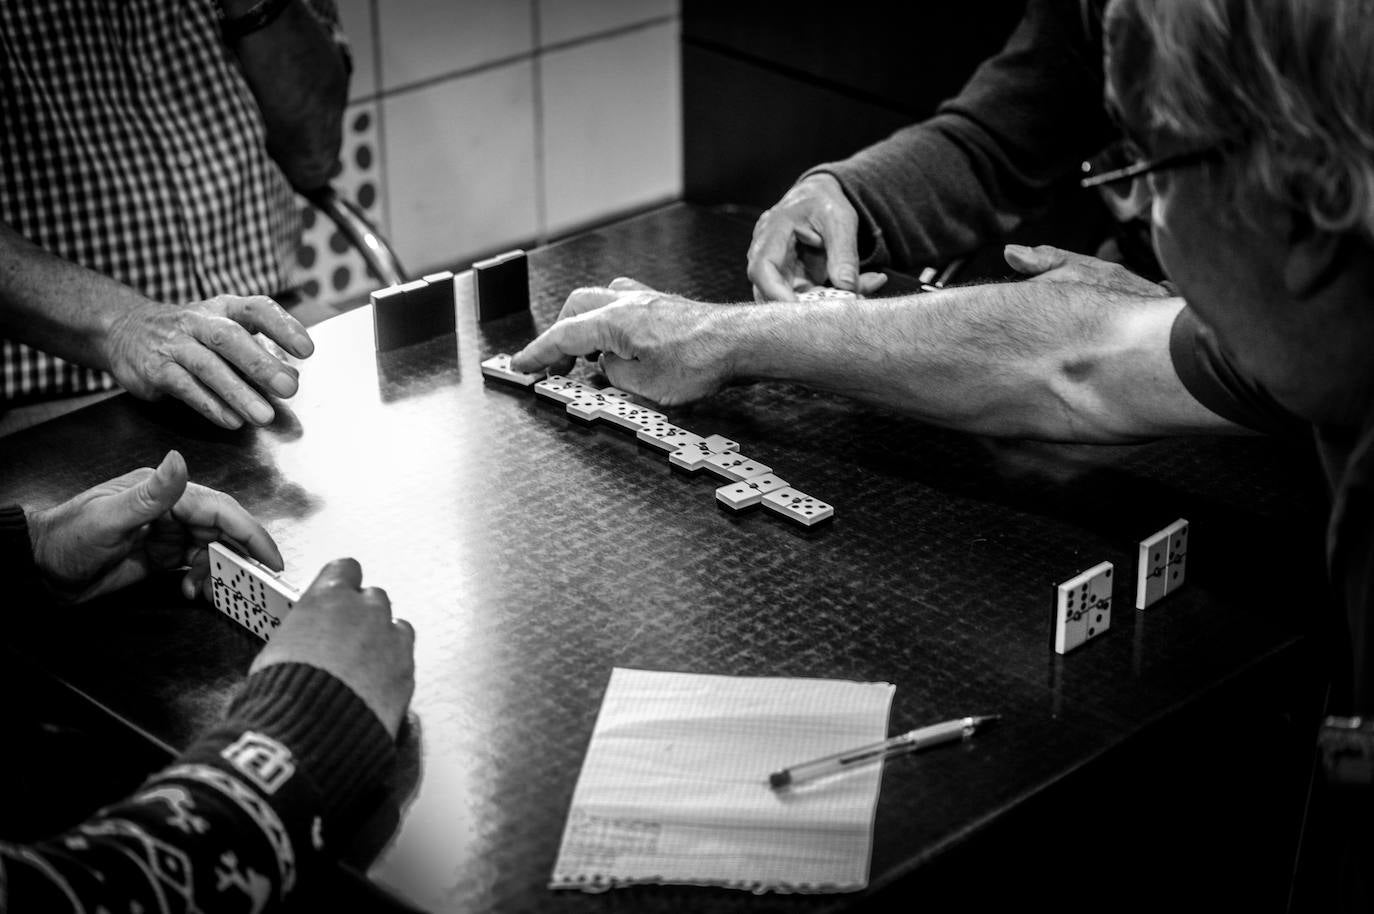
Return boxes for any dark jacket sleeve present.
[0,509,397,912]
[804,0,1116,270]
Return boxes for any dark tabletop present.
[0,203,1329,913]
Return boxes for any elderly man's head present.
[1104,0,1374,423]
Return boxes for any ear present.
[1283,215,1348,299]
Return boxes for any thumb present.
[1004,244,1069,277]
[110,450,188,526]
[607,276,656,294]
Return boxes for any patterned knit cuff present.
[174,663,397,859]
[0,504,48,605]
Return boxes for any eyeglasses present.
[1080,139,1222,220]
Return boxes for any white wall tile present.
[382,64,539,272]
[540,21,681,235]
[538,0,678,46]
[378,0,533,91]
[336,0,377,100]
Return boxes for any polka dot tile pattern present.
[290,101,385,320]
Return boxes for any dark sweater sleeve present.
[804,0,1116,270]
[0,661,397,913]
[0,504,46,604]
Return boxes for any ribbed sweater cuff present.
[220,662,397,820]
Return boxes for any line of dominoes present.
[480,354,834,527]
[1051,518,1190,655]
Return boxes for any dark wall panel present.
[682,1,1029,209]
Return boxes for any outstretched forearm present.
[0,220,144,372]
[225,0,349,190]
[724,282,1236,442]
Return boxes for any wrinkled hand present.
[1004,244,1173,298]
[27,450,282,604]
[104,295,315,429]
[748,174,889,302]
[251,559,415,739]
[510,277,734,407]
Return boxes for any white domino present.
[797,287,860,302]
[1054,561,1113,654]
[1135,518,1189,609]
[534,375,592,404]
[598,400,667,433]
[669,438,741,472]
[702,451,772,482]
[716,474,789,510]
[637,420,705,453]
[480,353,546,387]
[760,487,834,526]
[207,541,303,642]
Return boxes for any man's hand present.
[251,559,415,739]
[1004,244,1173,298]
[103,295,315,429]
[748,174,889,302]
[27,450,282,604]
[510,278,736,407]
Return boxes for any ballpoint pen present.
[768,715,1000,789]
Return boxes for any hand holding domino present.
[249,558,416,739]
[27,450,281,604]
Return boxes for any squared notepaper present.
[549,668,896,894]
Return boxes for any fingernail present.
[1005,244,1029,257]
[248,400,274,425]
[838,266,858,287]
[270,372,297,397]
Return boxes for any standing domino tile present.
[716,475,789,510]
[481,353,546,387]
[208,541,303,642]
[1164,519,1189,593]
[1135,518,1189,609]
[1135,527,1170,609]
[702,451,772,482]
[761,487,834,526]
[637,421,705,453]
[1053,561,1113,654]
[472,249,530,323]
[534,375,592,404]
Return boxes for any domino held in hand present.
[208,541,303,642]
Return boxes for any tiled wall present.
[294,0,682,312]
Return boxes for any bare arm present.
[731,284,1235,442]
[0,219,313,428]
[223,0,349,190]
[513,273,1247,445]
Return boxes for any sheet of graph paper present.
[549,667,896,894]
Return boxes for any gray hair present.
[1106,0,1374,241]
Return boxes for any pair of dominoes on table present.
[480,354,834,527]
[1052,518,1190,654]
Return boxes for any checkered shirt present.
[0,0,343,404]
